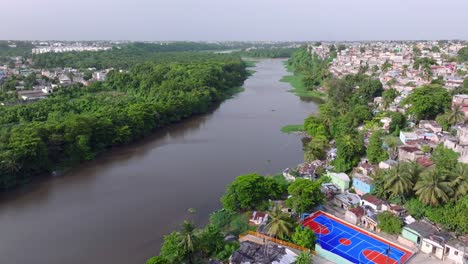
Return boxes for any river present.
[0,59,317,264]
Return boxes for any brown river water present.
[0,59,317,264]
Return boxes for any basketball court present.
[303,211,413,264]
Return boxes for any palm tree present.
[295,252,313,264]
[303,138,327,162]
[448,105,465,125]
[402,64,409,77]
[450,163,468,201]
[266,207,294,240]
[178,221,199,264]
[402,161,424,183]
[384,164,415,200]
[414,169,453,206]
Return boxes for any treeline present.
[0,55,248,189]
[232,47,298,58]
[303,74,384,171]
[31,42,244,69]
[287,46,332,90]
[0,41,35,57]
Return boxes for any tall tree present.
[286,179,324,214]
[450,163,468,201]
[292,226,316,249]
[179,221,199,264]
[367,131,388,164]
[220,173,282,211]
[403,85,451,120]
[414,169,453,206]
[266,207,295,240]
[447,105,465,125]
[384,164,415,200]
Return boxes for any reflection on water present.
[0,59,317,264]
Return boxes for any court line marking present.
[305,216,406,263]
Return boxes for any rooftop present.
[362,194,385,206]
[230,241,297,264]
[399,146,422,153]
[405,220,439,238]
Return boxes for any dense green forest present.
[231,47,298,58]
[0,54,248,189]
[31,42,242,69]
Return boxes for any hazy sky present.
[1,0,467,41]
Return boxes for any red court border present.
[303,211,414,264]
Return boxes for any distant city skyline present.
[1,0,467,41]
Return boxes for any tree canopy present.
[286,179,324,213]
[220,173,285,211]
[403,85,451,120]
[0,55,248,189]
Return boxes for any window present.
[455,251,458,256]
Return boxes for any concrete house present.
[398,145,424,162]
[399,220,438,247]
[420,232,452,260]
[361,194,386,211]
[443,236,468,264]
[400,131,418,144]
[345,206,365,225]
[327,172,350,192]
[352,174,375,196]
[333,193,361,210]
[419,120,442,133]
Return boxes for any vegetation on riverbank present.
[0,54,248,190]
[32,42,251,69]
[281,124,304,133]
[280,47,329,102]
[232,47,298,58]
[293,46,467,234]
[147,173,323,264]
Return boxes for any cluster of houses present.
[31,41,113,54]
[392,94,468,165]
[0,60,110,103]
[317,165,467,264]
[310,41,466,94]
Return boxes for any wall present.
[401,228,420,245]
[444,245,465,264]
[315,244,354,264]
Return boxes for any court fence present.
[239,230,316,254]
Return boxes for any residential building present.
[333,193,361,210]
[327,172,350,192]
[400,131,418,144]
[398,145,424,162]
[361,194,386,211]
[344,206,365,225]
[443,236,468,264]
[352,173,375,195]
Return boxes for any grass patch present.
[281,63,326,103]
[243,60,258,67]
[281,124,304,133]
[222,86,245,99]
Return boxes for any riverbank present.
[280,63,326,103]
[0,59,317,264]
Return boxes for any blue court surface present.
[303,211,412,264]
